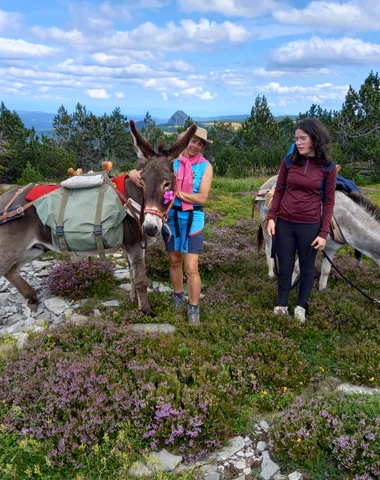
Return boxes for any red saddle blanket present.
[25,174,129,203]
[25,185,61,202]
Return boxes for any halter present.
[143,176,178,240]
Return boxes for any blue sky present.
[0,0,379,120]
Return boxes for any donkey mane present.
[347,191,380,223]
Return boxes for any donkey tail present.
[257,224,264,253]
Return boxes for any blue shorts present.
[162,209,204,254]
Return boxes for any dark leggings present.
[275,218,321,308]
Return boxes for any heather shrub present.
[270,392,380,479]
[336,339,380,386]
[48,259,115,299]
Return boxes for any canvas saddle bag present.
[33,171,127,259]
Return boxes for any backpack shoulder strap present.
[284,153,293,167]
[323,161,336,174]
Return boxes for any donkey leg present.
[264,233,274,277]
[125,243,156,317]
[319,241,342,290]
[292,258,300,285]
[4,264,39,311]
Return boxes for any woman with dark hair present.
[266,118,337,322]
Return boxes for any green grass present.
[0,177,379,479]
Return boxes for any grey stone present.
[101,300,120,307]
[68,314,89,325]
[204,474,220,480]
[233,460,246,470]
[15,332,29,349]
[127,460,153,478]
[44,298,69,315]
[234,475,246,480]
[260,458,280,480]
[288,472,304,480]
[93,309,101,318]
[146,449,182,472]
[119,283,132,292]
[113,269,130,280]
[337,382,380,395]
[257,441,267,452]
[259,420,270,432]
[201,463,218,474]
[211,436,246,462]
[158,284,172,293]
[128,323,176,334]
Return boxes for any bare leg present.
[184,254,201,305]
[4,264,39,311]
[168,251,184,293]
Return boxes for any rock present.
[68,314,89,325]
[201,463,218,474]
[211,436,246,462]
[259,420,270,432]
[14,332,29,349]
[44,298,69,315]
[127,460,153,478]
[256,441,267,452]
[146,449,183,472]
[204,474,220,480]
[119,283,132,292]
[113,269,130,280]
[337,382,380,395]
[233,460,246,470]
[260,458,280,480]
[101,300,120,307]
[288,472,304,480]
[127,323,176,334]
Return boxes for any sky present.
[0,0,379,121]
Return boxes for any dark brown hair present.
[292,117,332,166]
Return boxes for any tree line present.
[0,71,379,184]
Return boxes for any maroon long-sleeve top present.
[267,156,337,239]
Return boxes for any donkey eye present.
[163,182,171,190]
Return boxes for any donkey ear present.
[165,124,198,162]
[129,120,156,163]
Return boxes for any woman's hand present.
[311,236,326,250]
[129,169,143,188]
[266,219,275,237]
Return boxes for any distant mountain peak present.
[166,110,189,126]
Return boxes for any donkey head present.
[129,120,197,236]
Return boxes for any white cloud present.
[0,38,57,59]
[54,59,152,77]
[38,86,50,92]
[181,87,217,100]
[257,81,349,103]
[31,26,85,46]
[161,92,168,101]
[161,60,195,72]
[271,36,380,67]
[115,92,125,98]
[85,88,109,99]
[273,1,380,32]
[32,18,250,53]
[177,0,280,17]
[0,9,23,33]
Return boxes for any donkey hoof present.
[140,307,157,318]
[27,298,39,312]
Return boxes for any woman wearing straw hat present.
[130,126,213,325]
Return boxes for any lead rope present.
[322,251,380,304]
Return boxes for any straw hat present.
[179,125,213,145]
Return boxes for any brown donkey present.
[0,121,197,315]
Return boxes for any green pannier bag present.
[34,172,126,258]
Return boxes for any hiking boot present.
[273,306,288,315]
[173,292,186,310]
[294,306,306,323]
[187,304,200,325]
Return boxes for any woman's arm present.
[319,166,337,239]
[177,163,213,205]
[267,159,287,221]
